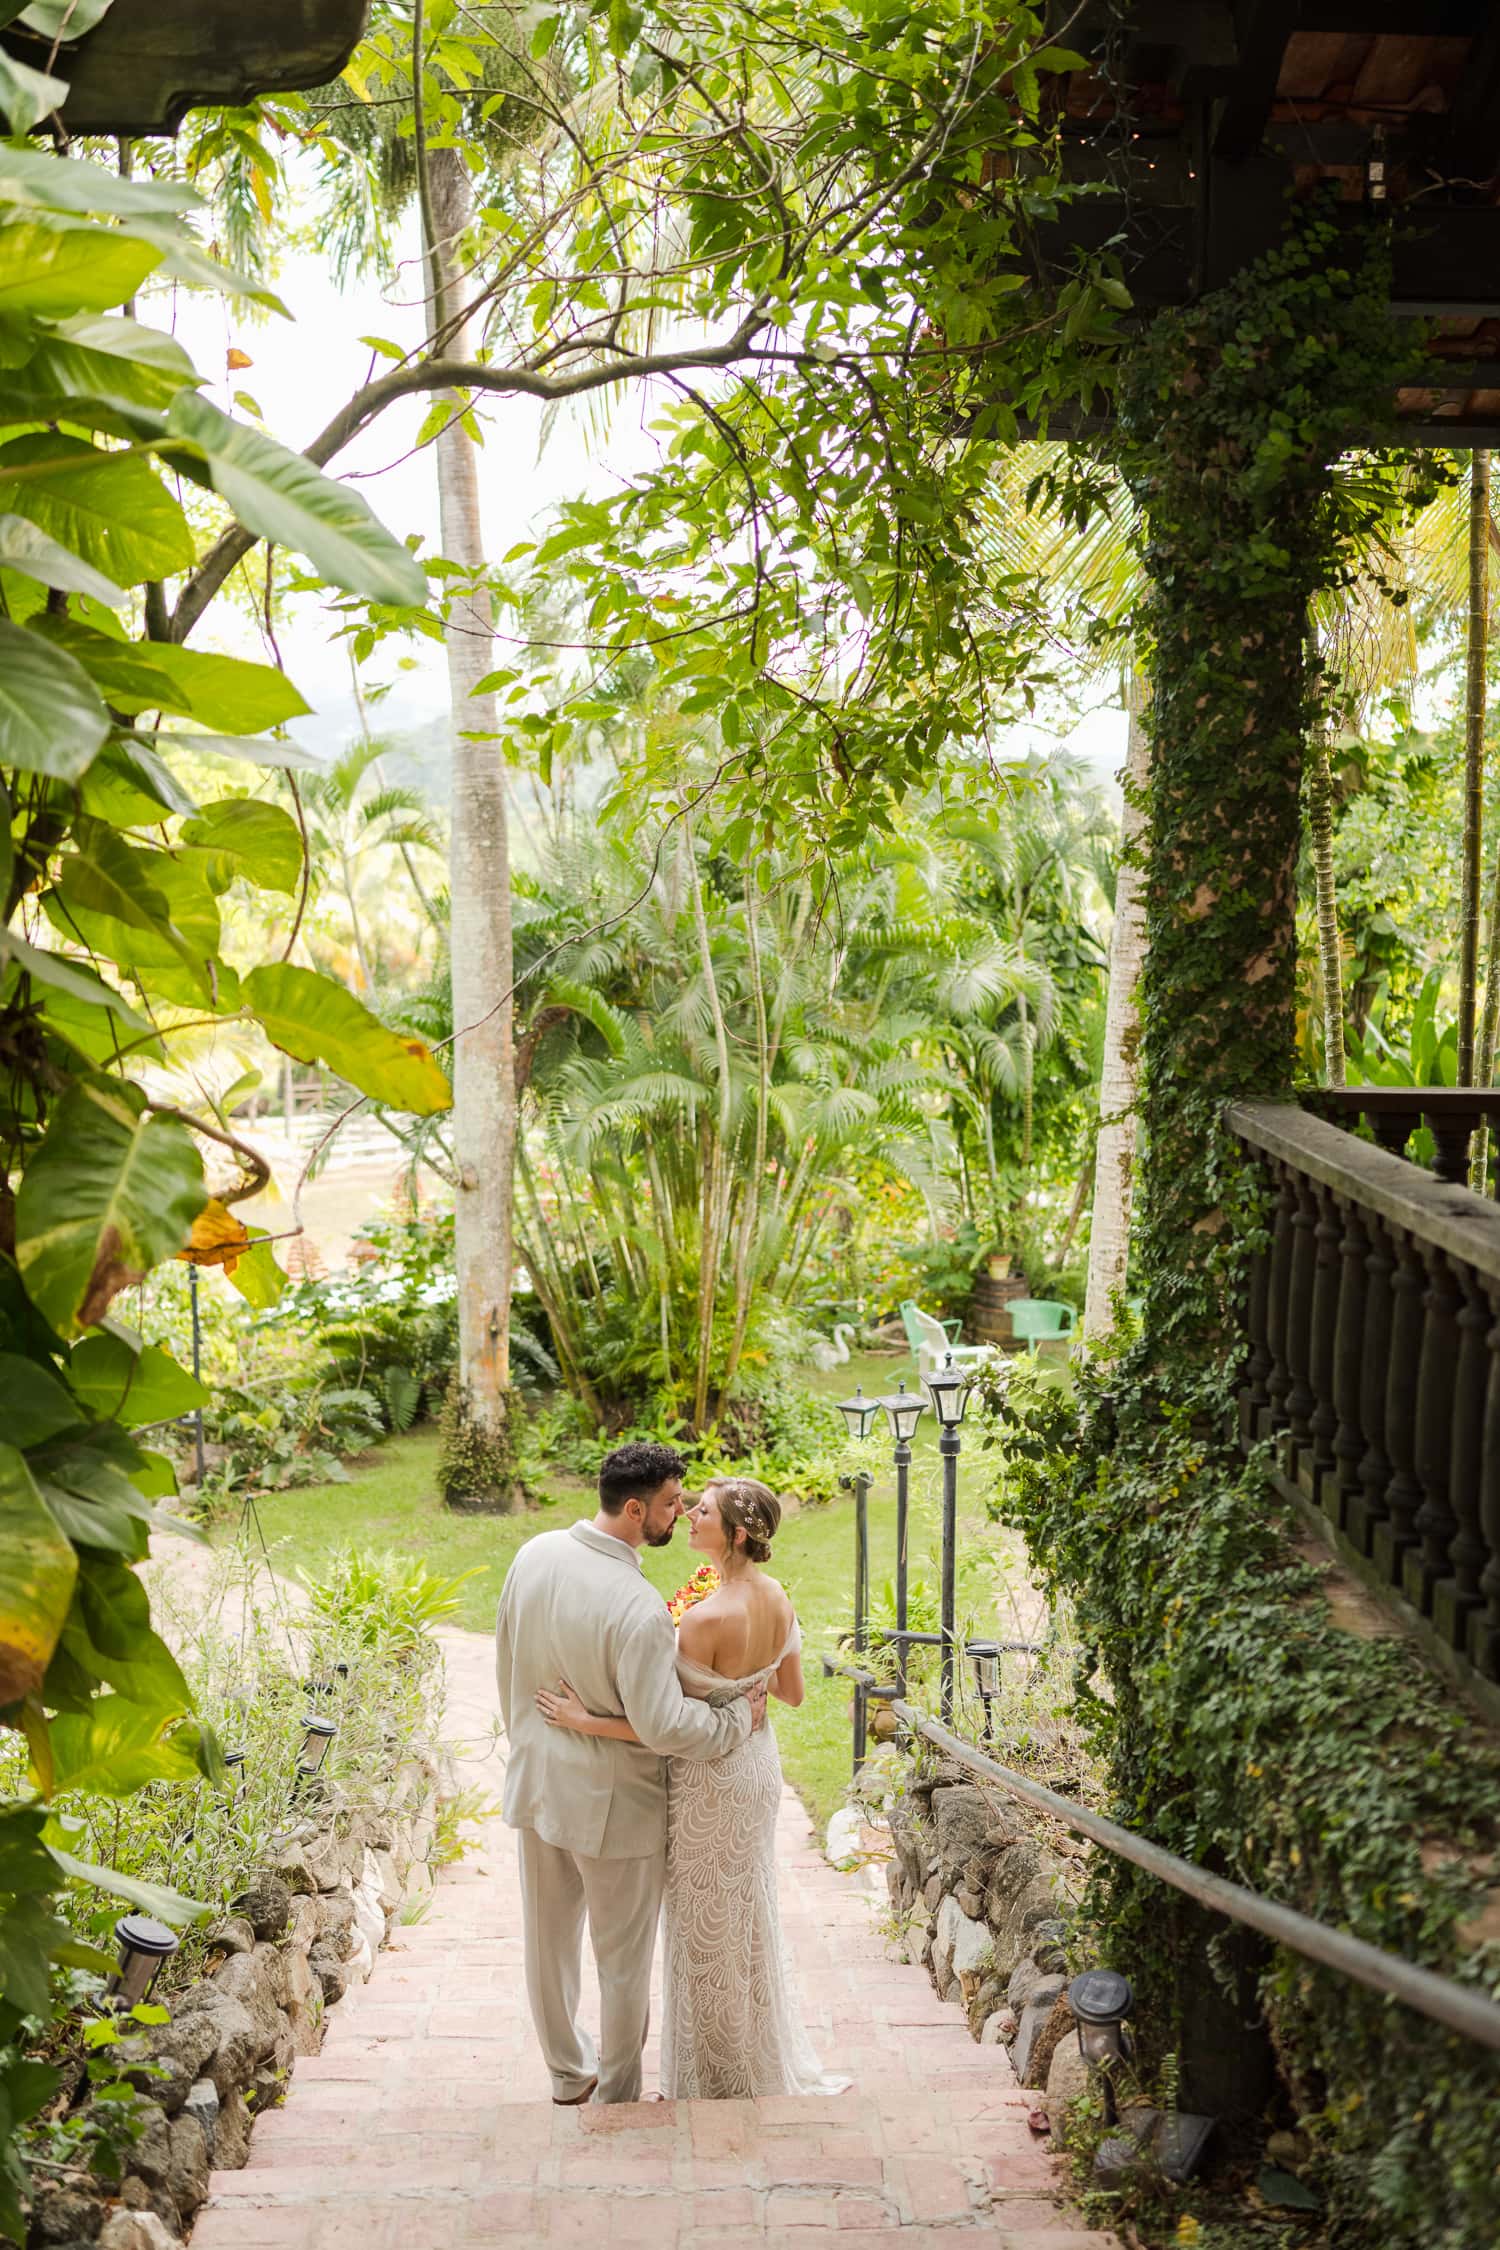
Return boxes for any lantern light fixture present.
[836,1384,883,1444]
[877,1379,928,1446]
[110,1915,179,2009]
[297,1714,337,1778]
[922,1350,974,1430]
[1069,1969,1134,2122]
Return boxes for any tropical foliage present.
[0,108,451,2241]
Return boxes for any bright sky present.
[162,210,1129,795]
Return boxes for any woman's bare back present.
[681,1569,794,1679]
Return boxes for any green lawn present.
[230,1359,1041,1829]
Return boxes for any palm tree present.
[300,737,443,992]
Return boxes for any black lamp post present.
[835,1386,882,1775]
[922,1351,974,1720]
[877,1380,927,1697]
[188,1262,206,1488]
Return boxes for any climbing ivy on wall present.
[1114,199,1446,1352]
[992,208,1500,2247]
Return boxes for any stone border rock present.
[882,1755,1093,2132]
[26,1755,446,2250]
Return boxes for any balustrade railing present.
[1228,1098,1500,1723]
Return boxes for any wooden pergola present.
[1042,3,1500,440]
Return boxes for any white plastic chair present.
[900,1298,995,1382]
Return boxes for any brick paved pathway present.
[191,1625,1117,2248]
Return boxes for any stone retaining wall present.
[883,1755,1095,2132]
[27,1757,444,2250]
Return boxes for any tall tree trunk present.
[1307,730,1345,1086]
[427,145,518,1508]
[1083,676,1150,1343]
[1460,449,1491,1083]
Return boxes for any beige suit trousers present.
[516,1828,666,2105]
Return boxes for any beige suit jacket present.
[495,1521,752,1860]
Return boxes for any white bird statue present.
[809,1322,856,1371]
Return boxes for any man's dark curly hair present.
[597,1440,687,1516]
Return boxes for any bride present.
[535,1476,847,2100]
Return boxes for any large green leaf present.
[45,1842,207,1924]
[19,0,118,37]
[0,1442,77,1703]
[0,618,109,780]
[182,798,303,894]
[59,1554,192,1710]
[0,141,199,219]
[68,1333,208,1427]
[0,219,159,315]
[49,831,222,1000]
[0,433,193,584]
[137,727,326,772]
[40,1699,206,1800]
[59,822,174,935]
[0,512,123,603]
[30,618,306,730]
[167,391,428,605]
[0,51,67,137]
[16,315,199,425]
[0,926,147,1027]
[0,1352,84,1448]
[245,963,452,1115]
[14,1078,205,1333]
[118,641,310,732]
[222,1234,287,1310]
[82,732,201,825]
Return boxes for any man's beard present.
[644,1523,677,1548]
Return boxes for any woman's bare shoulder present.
[676,1603,720,1659]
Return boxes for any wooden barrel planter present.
[970,1269,1028,1348]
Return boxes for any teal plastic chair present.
[1008,1298,1075,1357]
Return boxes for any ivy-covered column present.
[1112,205,1421,1358]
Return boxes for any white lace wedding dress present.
[660,1617,849,2099]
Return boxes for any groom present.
[495,1440,763,2105]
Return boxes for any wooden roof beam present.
[1212,1,1299,161]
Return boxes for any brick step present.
[193,2090,1106,2248]
[184,1623,1119,2248]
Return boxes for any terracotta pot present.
[987,1253,1012,1280]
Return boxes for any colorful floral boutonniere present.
[668,1563,719,1623]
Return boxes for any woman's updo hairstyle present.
[706,1477,782,1565]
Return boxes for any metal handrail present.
[884,1703,1500,2057]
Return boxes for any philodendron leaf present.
[220,1234,287,1309]
[68,1332,208,1427]
[45,1842,207,1924]
[0,927,148,1027]
[0,1442,77,1703]
[19,0,119,36]
[0,512,124,603]
[182,798,303,894]
[0,52,67,137]
[245,962,452,1115]
[0,619,109,780]
[38,1697,206,1801]
[0,140,200,218]
[0,1352,85,1448]
[15,1078,205,1333]
[166,390,428,605]
[136,728,325,772]
[0,218,159,315]
[31,618,308,729]
[0,433,193,584]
